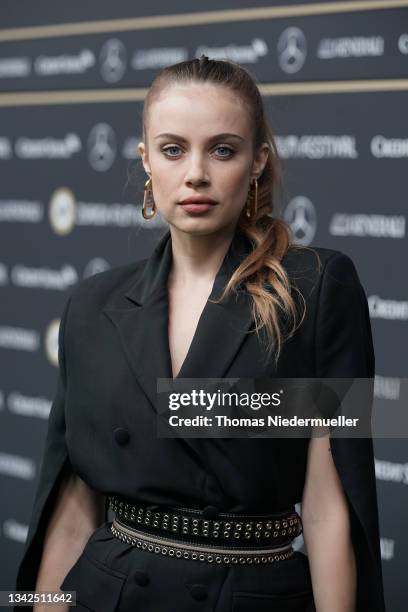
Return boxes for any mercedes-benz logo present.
[277,27,307,74]
[283,196,317,245]
[87,123,117,171]
[100,38,127,83]
[83,258,110,279]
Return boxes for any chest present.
[167,284,213,379]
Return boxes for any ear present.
[138,141,151,176]
[251,142,270,181]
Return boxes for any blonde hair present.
[142,55,315,365]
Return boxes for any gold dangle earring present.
[246,177,258,219]
[142,177,157,219]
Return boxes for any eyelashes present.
[161,145,236,159]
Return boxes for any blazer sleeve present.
[14,295,73,600]
[315,252,386,612]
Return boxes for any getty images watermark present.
[155,377,408,438]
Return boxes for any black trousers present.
[60,522,316,611]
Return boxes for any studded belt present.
[111,517,295,565]
[108,495,302,564]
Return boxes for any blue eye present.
[161,145,235,159]
[215,146,234,157]
[162,145,181,157]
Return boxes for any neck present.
[168,226,236,289]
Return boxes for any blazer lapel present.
[102,228,257,412]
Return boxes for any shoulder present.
[67,257,148,312]
[281,244,362,296]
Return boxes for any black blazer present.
[15,228,385,611]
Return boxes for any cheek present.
[219,165,250,202]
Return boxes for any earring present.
[246,178,258,219]
[142,177,157,219]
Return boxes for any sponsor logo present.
[8,392,51,419]
[371,135,408,158]
[329,214,405,238]
[398,33,408,54]
[278,27,307,74]
[48,190,166,230]
[284,196,316,246]
[196,39,268,64]
[374,375,401,401]
[0,57,31,78]
[100,39,126,83]
[2,519,28,543]
[88,123,116,171]
[380,538,394,561]
[368,296,408,320]
[34,50,95,75]
[122,136,141,160]
[11,264,78,290]
[83,258,110,278]
[0,263,8,285]
[45,318,60,367]
[0,327,39,351]
[76,201,164,228]
[15,133,81,160]
[276,135,358,159]
[0,453,35,479]
[0,199,43,223]
[0,137,12,159]
[132,48,187,70]
[375,459,408,485]
[317,36,384,59]
[48,188,76,235]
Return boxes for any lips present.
[179,196,218,205]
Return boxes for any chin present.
[175,220,238,239]
[169,219,224,236]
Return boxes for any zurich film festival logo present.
[87,123,117,171]
[99,38,127,83]
[48,187,76,235]
[284,196,317,246]
[45,317,60,367]
[277,27,307,74]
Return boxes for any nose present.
[184,153,210,187]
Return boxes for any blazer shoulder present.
[281,244,362,300]
[68,257,148,309]
[283,244,360,281]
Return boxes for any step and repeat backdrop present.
[0,1,407,609]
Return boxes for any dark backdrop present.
[0,1,407,609]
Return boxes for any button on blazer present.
[15,228,385,612]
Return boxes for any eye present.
[214,145,235,158]
[161,144,236,159]
[162,145,182,157]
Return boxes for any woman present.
[15,56,385,612]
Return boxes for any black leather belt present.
[108,495,302,550]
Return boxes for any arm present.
[301,433,356,612]
[309,251,385,611]
[33,472,105,612]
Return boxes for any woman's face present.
[138,82,269,236]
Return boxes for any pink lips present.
[178,196,218,214]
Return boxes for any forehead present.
[146,83,251,137]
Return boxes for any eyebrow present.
[154,132,245,143]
